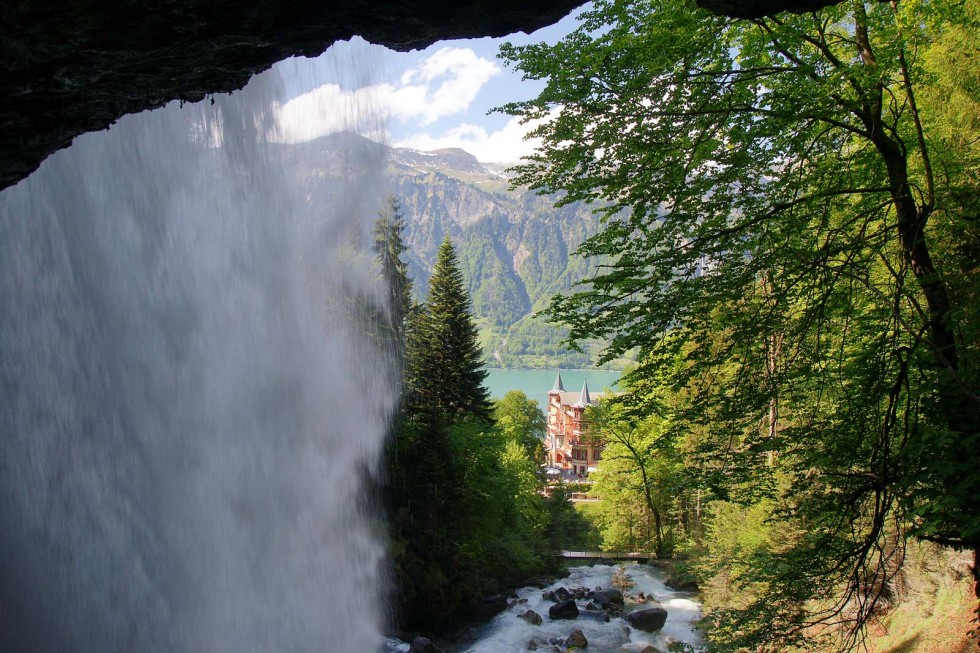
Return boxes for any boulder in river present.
[665,574,699,591]
[638,646,664,653]
[519,609,543,625]
[408,636,444,653]
[549,598,580,620]
[553,586,573,602]
[579,609,610,623]
[590,588,624,611]
[526,636,547,650]
[566,628,588,649]
[476,594,508,619]
[526,637,561,652]
[624,605,668,632]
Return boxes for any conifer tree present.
[391,241,557,629]
[407,238,491,422]
[372,196,413,363]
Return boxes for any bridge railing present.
[560,550,652,560]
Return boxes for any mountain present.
[388,143,629,370]
[280,132,629,369]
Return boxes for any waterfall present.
[0,54,394,652]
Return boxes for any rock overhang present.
[1,0,854,190]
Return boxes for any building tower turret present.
[574,379,592,407]
[549,371,565,394]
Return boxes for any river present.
[387,562,703,652]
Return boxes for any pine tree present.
[407,238,491,422]
[372,196,414,363]
[391,240,552,629]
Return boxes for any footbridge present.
[560,551,654,562]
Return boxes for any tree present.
[375,195,418,569]
[372,196,414,362]
[543,484,603,552]
[497,0,979,648]
[493,390,548,464]
[406,238,492,421]
[387,412,556,627]
[587,399,681,558]
[389,238,528,629]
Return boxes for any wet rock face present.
[624,606,669,632]
[477,594,509,619]
[590,588,624,611]
[1,0,851,190]
[520,609,544,625]
[566,628,588,649]
[408,636,444,653]
[552,586,573,602]
[549,598,580,620]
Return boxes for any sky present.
[267,6,586,164]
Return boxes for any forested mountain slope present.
[278,131,627,368]
[390,143,625,369]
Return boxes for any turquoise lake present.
[484,368,622,408]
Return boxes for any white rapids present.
[388,562,704,653]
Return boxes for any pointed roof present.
[549,371,565,394]
[574,380,593,407]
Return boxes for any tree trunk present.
[651,503,664,558]
[638,463,664,557]
[872,113,980,634]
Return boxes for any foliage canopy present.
[494,389,548,463]
[498,0,979,647]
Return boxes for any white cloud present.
[269,47,500,143]
[402,48,499,123]
[266,82,388,143]
[395,112,556,164]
